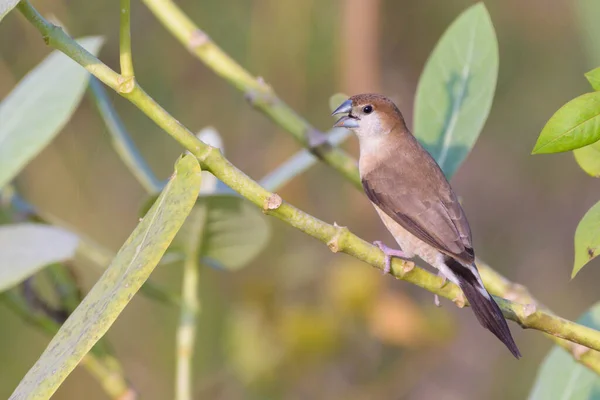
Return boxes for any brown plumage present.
[332,93,521,358]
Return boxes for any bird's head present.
[331,94,406,141]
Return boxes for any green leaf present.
[0,223,79,292]
[0,0,19,23]
[10,154,201,399]
[528,302,600,400]
[413,2,498,179]
[573,200,600,278]
[141,193,271,271]
[574,140,600,177]
[532,92,600,154]
[585,67,600,91]
[198,195,270,270]
[0,36,103,190]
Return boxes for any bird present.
[331,93,521,358]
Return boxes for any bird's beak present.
[331,99,359,128]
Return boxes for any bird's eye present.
[363,105,373,114]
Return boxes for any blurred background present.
[2,0,600,398]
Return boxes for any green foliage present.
[10,154,201,399]
[573,201,600,278]
[196,195,270,270]
[532,92,600,154]
[529,302,600,400]
[0,0,19,22]
[413,2,498,179]
[142,194,271,271]
[574,141,600,177]
[0,36,103,190]
[0,223,78,292]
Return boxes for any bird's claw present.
[434,272,448,307]
[373,241,407,275]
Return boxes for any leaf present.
[0,223,79,292]
[413,2,499,179]
[585,67,600,91]
[0,0,19,23]
[573,200,600,278]
[532,92,600,154]
[198,195,270,270]
[528,302,600,400]
[574,140,600,177]
[141,193,271,271]
[10,154,201,399]
[0,36,104,190]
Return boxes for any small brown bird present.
[332,93,521,358]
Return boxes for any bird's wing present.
[362,157,474,264]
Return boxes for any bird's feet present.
[373,241,409,275]
[434,271,449,307]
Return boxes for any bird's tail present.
[445,257,521,359]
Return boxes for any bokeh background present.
[2,0,600,399]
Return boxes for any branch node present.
[452,292,467,308]
[244,77,274,107]
[505,283,529,301]
[572,343,591,360]
[307,128,329,149]
[188,29,210,49]
[327,222,348,253]
[117,75,136,94]
[399,260,415,275]
[263,193,282,213]
[523,303,537,318]
[196,144,218,163]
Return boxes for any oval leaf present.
[0,36,104,189]
[199,195,270,270]
[528,302,600,400]
[0,0,19,22]
[0,223,79,292]
[532,92,600,154]
[574,140,600,177]
[141,193,271,271]
[10,155,201,399]
[573,200,600,278]
[413,2,499,178]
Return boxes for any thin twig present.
[141,0,361,189]
[16,0,600,374]
[89,77,162,194]
[176,207,206,400]
[119,0,134,78]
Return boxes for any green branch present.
[141,0,361,189]
[16,0,600,374]
[119,0,134,78]
[175,207,206,400]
